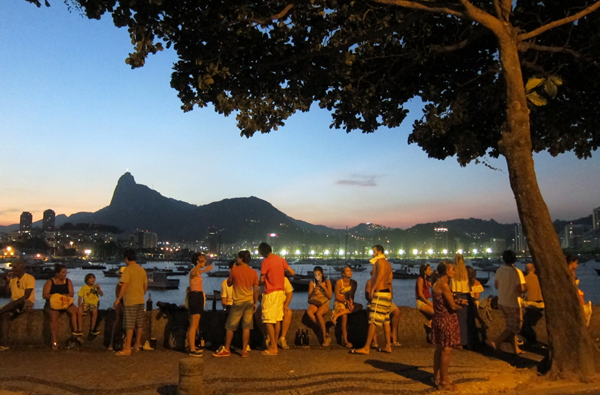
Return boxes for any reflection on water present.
[2,260,599,311]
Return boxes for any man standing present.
[492,250,526,354]
[213,250,258,358]
[0,260,35,351]
[259,242,295,355]
[352,245,393,354]
[114,249,147,356]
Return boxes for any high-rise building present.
[20,212,32,233]
[434,227,448,253]
[490,238,506,254]
[130,230,158,249]
[593,207,600,232]
[43,209,56,231]
[207,226,218,255]
[563,224,584,249]
[515,224,528,254]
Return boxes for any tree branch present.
[518,1,600,41]
[370,0,466,19]
[455,0,503,32]
[433,28,487,53]
[247,4,294,26]
[518,42,581,58]
[499,0,512,22]
[493,0,502,21]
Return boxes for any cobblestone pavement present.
[0,346,599,395]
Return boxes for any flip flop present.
[349,348,369,355]
[345,342,354,349]
[115,351,131,356]
[261,350,277,356]
[378,347,392,354]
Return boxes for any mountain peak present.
[117,172,136,187]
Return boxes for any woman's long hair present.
[453,254,468,282]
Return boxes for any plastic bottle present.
[146,293,153,311]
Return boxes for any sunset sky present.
[1,2,599,230]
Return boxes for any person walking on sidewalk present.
[113,250,147,356]
[259,242,295,356]
[213,250,258,358]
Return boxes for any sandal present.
[344,342,354,349]
[51,342,58,350]
[391,341,401,347]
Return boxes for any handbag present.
[50,294,74,310]
[308,294,329,307]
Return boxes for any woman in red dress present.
[431,261,467,390]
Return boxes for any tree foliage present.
[28,0,600,166]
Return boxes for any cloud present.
[336,174,377,187]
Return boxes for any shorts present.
[188,291,204,315]
[262,290,285,324]
[123,304,145,330]
[368,291,392,327]
[416,299,430,310]
[499,304,522,334]
[81,303,97,315]
[225,301,254,331]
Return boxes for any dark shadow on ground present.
[476,344,545,370]
[157,384,178,395]
[365,359,434,388]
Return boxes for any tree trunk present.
[496,29,600,380]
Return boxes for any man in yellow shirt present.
[0,260,35,351]
[114,250,147,356]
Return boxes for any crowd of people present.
[0,245,593,386]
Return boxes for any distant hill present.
[0,172,593,246]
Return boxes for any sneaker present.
[189,350,203,357]
[0,346,9,351]
[277,337,289,349]
[213,348,231,357]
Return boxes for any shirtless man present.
[352,245,393,354]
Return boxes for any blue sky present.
[1,1,599,230]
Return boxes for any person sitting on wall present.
[331,266,362,348]
[0,260,35,351]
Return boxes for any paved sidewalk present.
[0,345,599,395]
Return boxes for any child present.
[77,273,104,335]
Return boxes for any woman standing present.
[306,266,333,346]
[187,253,213,357]
[42,264,81,349]
[431,261,465,391]
[331,266,362,348]
[451,254,471,347]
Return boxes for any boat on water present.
[333,264,367,272]
[288,277,311,292]
[102,268,123,278]
[393,266,420,279]
[26,265,55,280]
[147,271,180,290]
[79,262,106,270]
[207,270,230,278]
